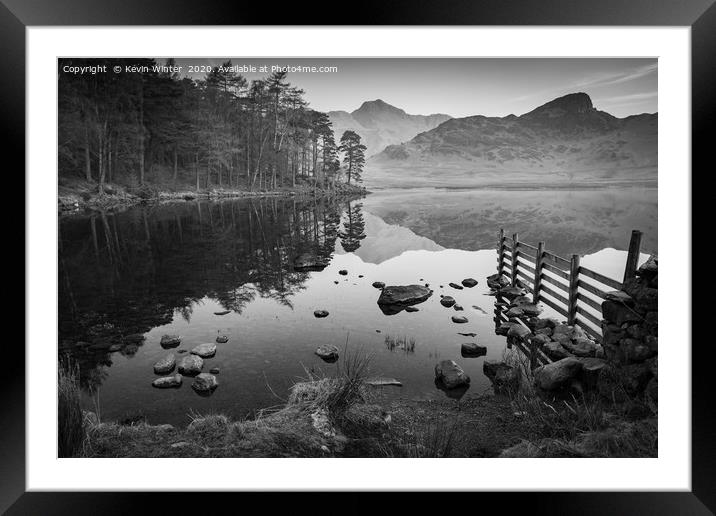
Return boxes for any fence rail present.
[496,229,643,342]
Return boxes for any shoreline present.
[58,182,370,214]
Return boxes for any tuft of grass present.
[384,334,415,354]
[58,360,84,457]
[381,416,461,458]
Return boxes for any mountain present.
[328,100,451,157]
[370,93,657,187]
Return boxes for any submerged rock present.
[461,278,478,288]
[461,342,487,358]
[293,252,327,272]
[366,377,403,387]
[314,310,330,318]
[434,360,471,389]
[315,345,339,362]
[191,343,217,358]
[338,269,348,276]
[152,374,182,389]
[449,282,464,290]
[451,315,469,324]
[178,355,203,376]
[440,296,456,308]
[216,335,229,343]
[160,335,181,348]
[153,354,176,375]
[372,281,385,289]
[213,310,231,316]
[209,367,221,374]
[191,373,218,394]
[405,306,419,313]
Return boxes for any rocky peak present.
[523,92,595,118]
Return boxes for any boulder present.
[453,304,464,311]
[440,296,456,308]
[314,310,330,318]
[216,335,229,343]
[372,281,385,289]
[435,360,471,389]
[507,324,531,340]
[533,357,583,391]
[461,278,478,288]
[531,334,551,347]
[451,315,469,324]
[482,360,520,395]
[497,285,526,299]
[191,343,217,358]
[315,345,339,362]
[449,282,464,290]
[535,327,553,337]
[562,338,598,358]
[191,373,218,394]
[496,321,516,336]
[534,318,559,330]
[543,340,572,360]
[461,342,487,358]
[293,252,326,272]
[160,335,181,348]
[574,357,608,389]
[377,285,433,307]
[519,304,543,317]
[506,307,524,317]
[637,255,658,280]
[511,295,532,306]
[152,374,182,389]
[153,354,176,374]
[178,355,203,376]
[486,273,510,290]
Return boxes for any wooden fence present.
[495,229,643,342]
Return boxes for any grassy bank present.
[59,347,656,458]
[58,178,369,213]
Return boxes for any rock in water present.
[152,374,182,389]
[339,269,348,276]
[153,354,176,374]
[377,285,433,308]
[293,252,326,272]
[160,335,181,348]
[191,373,218,393]
[461,343,487,358]
[209,367,220,374]
[461,278,478,288]
[372,281,385,289]
[178,355,203,376]
[440,296,456,308]
[405,306,419,313]
[449,282,464,290]
[191,343,217,358]
[486,273,510,290]
[216,335,229,343]
[482,360,520,395]
[533,357,583,391]
[451,315,469,324]
[434,360,471,389]
[453,304,464,311]
[315,345,339,362]
[314,310,329,318]
[214,310,231,316]
[458,332,478,337]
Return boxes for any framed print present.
[6,0,714,512]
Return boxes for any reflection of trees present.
[58,194,360,390]
[339,202,367,253]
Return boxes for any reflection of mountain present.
[361,188,657,257]
[336,211,444,264]
[328,100,451,157]
[369,93,657,188]
[58,196,356,385]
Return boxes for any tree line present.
[58,59,367,193]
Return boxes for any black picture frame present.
[6,0,713,513]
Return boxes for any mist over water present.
[58,187,656,425]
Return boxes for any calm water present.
[58,187,657,426]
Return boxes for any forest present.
[58,59,367,194]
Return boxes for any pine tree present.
[338,130,366,184]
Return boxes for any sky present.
[170,58,657,118]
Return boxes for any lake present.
[58,187,657,426]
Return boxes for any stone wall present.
[600,256,658,400]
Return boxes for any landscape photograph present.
[57,57,658,458]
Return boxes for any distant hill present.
[369,93,657,187]
[328,100,451,157]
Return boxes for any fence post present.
[567,254,580,325]
[511,233,519,286]
[533,241,545,304]
[497,228,505,277]
[623,229,643,284]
